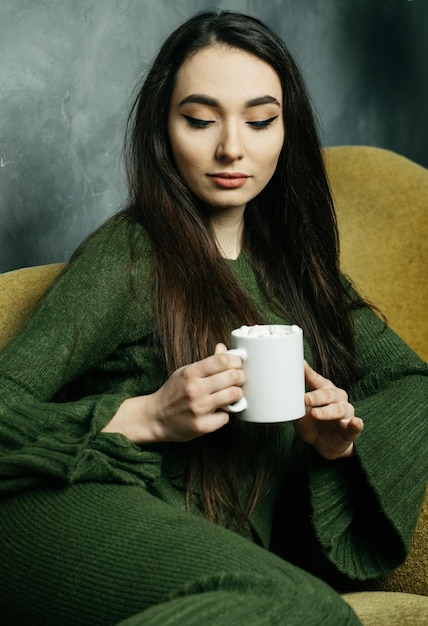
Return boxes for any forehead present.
[171,44,282,105]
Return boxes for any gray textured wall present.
[1,0,427,272]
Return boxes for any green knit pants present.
[0,483,360,625]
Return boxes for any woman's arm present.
[102,343,245,443]
[0,216,153,493]
[0,217,248,493]
[305,300,427,580]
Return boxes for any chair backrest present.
[0,146,426,359]
[325,145,428,360]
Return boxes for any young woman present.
[0,11,426,626]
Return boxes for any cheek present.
[258,140,283,175]
[170,131,203,172]
[170,142,204,188]
[175,150,200,177]
[252,126,284,165]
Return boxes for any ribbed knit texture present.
[308,306,427,580]
[0,483,360,625]
[0,214,426,625]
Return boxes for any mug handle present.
[226,348,248,413]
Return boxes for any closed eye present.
[182,114,214,129]
[247,115,279,130]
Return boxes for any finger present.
[189,410,231,437]
[310,402,352,420]
[320,414,364,439]
[197,351,244,377]
[305,386,347,408]
[330,417,365,448]
[211,384,245,412]
[214,343,228,355]
[177,365,245,417]
[178,353,240,383]
[343,416,364,437]
[304,361,333,390]
[202,368,246,396]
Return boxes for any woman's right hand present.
[101,344,245,444]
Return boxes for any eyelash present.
[182,115,213,129]
[247,116,279,130]
[181,114,279,130]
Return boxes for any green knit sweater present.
[0,213,426,585]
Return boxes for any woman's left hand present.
[294,361,364,460]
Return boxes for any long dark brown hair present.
[124,11,362,526]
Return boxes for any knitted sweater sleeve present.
[307,295,427,579]
[0,216,161,495]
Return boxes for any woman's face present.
[168,45,285,215]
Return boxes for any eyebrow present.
[178,94,281,108]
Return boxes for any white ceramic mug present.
[227,324,306,423]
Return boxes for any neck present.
[210,210,245,259]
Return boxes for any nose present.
[215,121,244,161]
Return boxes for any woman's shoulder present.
[45,211,154,311]
[69,211,151,268]
[21,212,155,341]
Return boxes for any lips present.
[208,172,250,189]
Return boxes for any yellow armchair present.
[325,145,427,361]
[0,146,427,624]
[324,146,428,624]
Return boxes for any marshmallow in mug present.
[234,324,301,338]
